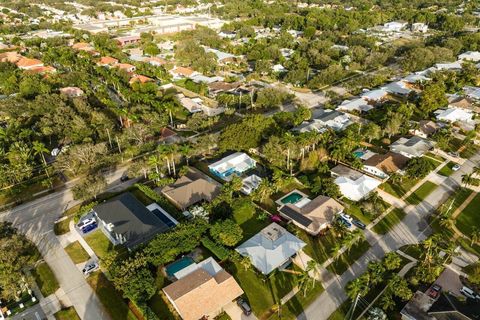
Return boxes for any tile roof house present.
[27,65,57,74]
[331,164,381,201]
[389,136,434,158]
[336,97,374,113]
[93,192,178,250]
[208,152,256,181]
[163,258,243,320]
[114,63,136,73]
[98,56,119,67]
[71,42,95,52]
[170,66,199,79]
[363,152,409,179]
[160,167,221,210]
[59,87,85,97]
[278,191,344,235]
[236,223,306,274]
[129,74,154,84]
[16,57,44,70]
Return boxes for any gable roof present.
[428,293,480,320]
[99,56,118,65]
[390,136,434,157]
[163,268,243,320]
[93,192,171,249]
[160,167,221,210]
[279,195,344,234]
[363,152,409,173]
[129,74,153,84]
[171,66,195,77]
[16,57,43,69]
[236,223,306,274]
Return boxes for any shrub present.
[201,237,231,261]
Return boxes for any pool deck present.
[275,189,309,207]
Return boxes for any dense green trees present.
[210,219,243,247]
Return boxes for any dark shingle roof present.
[428,293,480,320]
[94,192,171,249]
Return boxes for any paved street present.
[298,153,480,320]
[0,168,135,320]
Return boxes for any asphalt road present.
[0,168,136,320]
[298,153,480,320]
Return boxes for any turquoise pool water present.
[280,192,304,204]
[353,151,365,158]
[165,257,194,277]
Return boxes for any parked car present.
[339,213,353,222]
[452,164,461,171]
[81,222,97,234]
[237,298,252,316]
[352,219,366,230]
[460,286,480,300]
[427,284,442,299]
[120,174,130,182]
[82,262,99,276]
[448,152,460,158]
[77,218,96,229]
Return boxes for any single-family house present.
[241,174,262,195]
[435,107,474,124]
[163,257,244,320]
[410,120,440,138]
[435,61,463,71]
[27,66,57,74]
[16,57,44,70]
[278,190,344,235]
[208,152,256,181]
[402,73,430,84]
[160,167,221,211]
[59,87,84,97]
[236,223,306,274]
[331,165,382,201]
[170,66,199,79]
[411,22,428,33]
[145,56,167,66]
[72,42,94,51]
[92,192,178,250]
[205,48,240,64]
[384,81,413,96]
[458,51,480,62]
[114,63,136,73]
[361,88,389,102]
[190,74,224,84]
[129,74,154,84]
[363,152,409,179]
[207,81,241,96]
[464,86,480,100]
[176,94,203,113]
[272,64,287,72]
[382,21,408,32]
[336,98,374,113]
[389,136,434,158]
[97,56,118,67]
[295,109,353,133]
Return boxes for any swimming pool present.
[280,192,304,205]
[165,257,195,277]
[353,150,365,158]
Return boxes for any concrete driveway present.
[224,301,258,320]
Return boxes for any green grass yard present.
[84,230,127,260]
[54,218,71,236]
[299,231,339,264]
[380,177,419,198]
[231,198,269,240]
[65,241,90,264]
[405,181,438,205]
[327,240,371,275]
[437,161,457,177]
[32,262,59,297]
[456,192,480,236]
[87,272,136,320]
[54,307,80,320]
[372,208,406,234]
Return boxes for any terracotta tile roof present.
[115,63,135,71]
[72,42,93,51]
[98,56,118,65]
[26,66,56,74]
[0,51,22,63]
[146,57,167,65]
[129,74,153,84]
[363,151,409,173]
[172,66,194,76]
[16,57,43,69]
[163,268,243,320]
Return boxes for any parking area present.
[434,267,463,297]
[224,301,258,320]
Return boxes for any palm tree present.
[470,227,480,246]
[147,154,162,179]
[439,217,455,230]
[178,143,193,166]
[297,270,313,297]
[462,173,474,187]
[32,141,52,187]
[240,256,252,271]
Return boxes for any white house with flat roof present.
[435,107,474,124]
[331,165,381,201]
[208,152,256,181]
[458,51,480,62]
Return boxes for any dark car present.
[120,174,130,182]
[82,222,97,234]
[427,284,442,299]
[352,219,366,230]
[237,298,252,316]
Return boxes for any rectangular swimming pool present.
[151,209,176,227]
[165,257,195,277]
[280,192,304,205]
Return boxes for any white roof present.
[241,174,262,195]
[173,257,223,279]
[190,74,224,84]
[208,152,256,174]
[435,107,473,123]
[435,61,463,70]
[361,88,388,101]
[464,86,480,100]
[337,98,373,112]
[384,81,412,95]
[458,51,480,62]
[334,175,381,201]
[402,74,430,83]
[236,223,306,274]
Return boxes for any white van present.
[460,286,480,299]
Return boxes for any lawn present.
[405,181,438,205]
[425,152,445,162]
[54,307,80,320]
[65,241,90,264]
[326,240,371,275]
[380,177,419,198]
[32,262,59,297]
[441,188,473,215]
[437,161,456,177]
[460,144,480,159]
[372,208,406,234]
[328,301,352,320]
[86,271,137,320]
[399,244,423,260]
[232,198,269,240]
[149,292,180,320]
[84,230,126,260]
[456,192,480,236]
[54,217,72,236]
[299,231,339,264]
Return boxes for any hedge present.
[201,237,230,261]
[135,183,183,220]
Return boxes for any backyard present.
[31,262,59,297]
[65,241,90,264]
[372,208,406,234]
[405,181,438,205]
[231,198,270,240]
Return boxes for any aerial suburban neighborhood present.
[0,0,480,320]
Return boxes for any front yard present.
[380,177,419,199]
[372,208,406,234]
[437,161,457,177]
[326,240,371,275]
[455,192,480,236]
[54,307,80,320]
[405,181,438,205]
[65,241,90,264]
[84,230,127,260]
[299,231,339,264]
[32,262,59,297]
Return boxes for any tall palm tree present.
[462,173,474,188]
[147,154,162,180]
[32,141,51,181]
[470,227,480,246]
[439,217,455,230]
